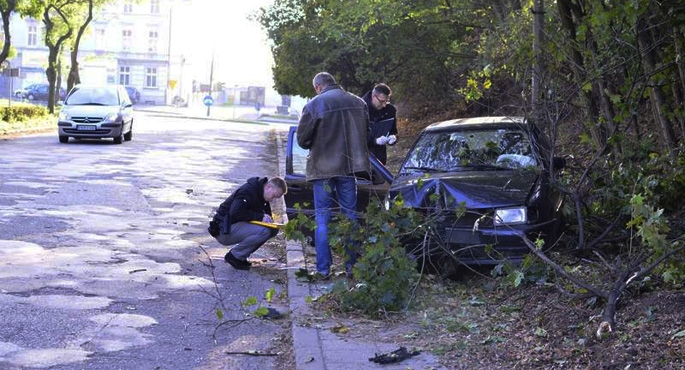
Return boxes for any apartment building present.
[3,0,179,105]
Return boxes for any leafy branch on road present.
[197,246,281,341]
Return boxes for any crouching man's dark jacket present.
[208,177,272,236]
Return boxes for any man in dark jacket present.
[208,177,287,270]
[297,72,371,278]
[363,83,397,165]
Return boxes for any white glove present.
[375,136,389,145]
[387,135,397,145]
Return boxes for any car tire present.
[124,123,133,141]
[113,130,124,144]
[59,136,69,143]
[27,94,35,101]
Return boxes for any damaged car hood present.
[390,170,540,209]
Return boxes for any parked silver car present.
[57,84,134,144]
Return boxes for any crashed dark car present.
[386,116,565,267]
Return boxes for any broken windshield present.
[400,128,538,174]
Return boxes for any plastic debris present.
[368,346,421,364]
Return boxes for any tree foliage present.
[266,0,685,334]
[0,1,45,67]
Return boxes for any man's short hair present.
[268,177,288,194]
[373,83,392,96]
[313,72,336,88]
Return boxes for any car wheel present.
[27,94,35,101]
[113,130,124,144]
[124,123,133,141]
[59,136,69,143]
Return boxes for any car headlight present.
[104,112,121,122]
[58,110,69,120]
[494,207,527,225]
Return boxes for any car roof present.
[424,116,528,131]
[73,84,124,89]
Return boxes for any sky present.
[172,0,275,87]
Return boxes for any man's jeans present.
[313,177,358,274]
[216,222,278,260]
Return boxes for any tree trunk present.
[673,29,685,141]
[532,0,544,127]
[68,0,93,92]
[0,1,17,66]
[43,4,72,114]
[556,0,606,150]
[636,17,676,151]
[56,56,63,101]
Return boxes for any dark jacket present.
[362,90,397,165]
[297,85,371,181]
[208,177,272,236]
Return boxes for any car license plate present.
[446,229,481,244]
[76,125,96,131]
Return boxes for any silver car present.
[57,84,134,144]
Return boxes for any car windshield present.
[65,87,120,106]
[400,128,538,174]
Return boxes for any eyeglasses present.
[373,94,390,104]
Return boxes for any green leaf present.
[215,308,224,321]
[242,296,258,307]
[265,287,276,303]
[253,307,269,318]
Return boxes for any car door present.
[37,84,49,100]
[284,126,393,219]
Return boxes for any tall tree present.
[0,0,44,68]
[66,0,93,91]
[43,1,74,113]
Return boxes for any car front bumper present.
[421,218,559,265]
[58,121,123,138]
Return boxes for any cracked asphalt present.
[0,112,293,369]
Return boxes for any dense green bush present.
[0,105,49,122]
[0,104,53,136]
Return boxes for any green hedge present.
[0,105,50,122]
[0,105,54,136]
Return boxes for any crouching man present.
[208,177,287,270]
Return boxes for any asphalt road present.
[0,112,293,369]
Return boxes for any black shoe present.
[224,251,250,271]
[308,271,331,282]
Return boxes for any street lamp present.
[165,1,174,106]
[207,50,214,117]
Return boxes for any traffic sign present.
[203,95,214,107]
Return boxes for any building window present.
[107,68,116,84]
[119,66,131,85]
[150,0,160,14]
[122,29,132,51]
[28,25,38,46]
[148,30,158,53]
[123,1,133,13]
[145,67,157,88]
[94,28,105,50]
